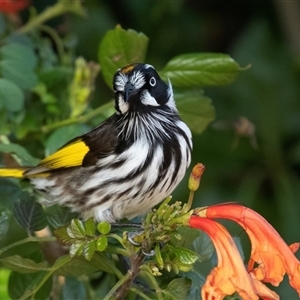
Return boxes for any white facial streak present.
[140,90,160,107]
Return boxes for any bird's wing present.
[25,115,119,176]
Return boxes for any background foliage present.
[0,0,300,299]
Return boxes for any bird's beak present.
[125,83,136,102]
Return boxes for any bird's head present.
[112,63,176,114]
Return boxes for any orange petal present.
[189,216,279,300]
[196,203,300,295]
[250,274,280,300]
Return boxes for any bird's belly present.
[93,159,189,221]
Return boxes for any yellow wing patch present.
[22,139,90,177]
[0,140,90,178]
[40,139,89,169]
[0,168,27,178]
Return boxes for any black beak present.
[125,83,136,102]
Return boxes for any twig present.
[115,251,146,300]
[129,287,153,300]
[0,236,57,255]
[102,272,132,300]
[39,24,68,65]
[18,0,85,34]
[41,101,113,133]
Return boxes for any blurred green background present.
[7,0,300,298]
[67,1,300,297]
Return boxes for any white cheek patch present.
[141,90,160,107]
[118,94,130,113]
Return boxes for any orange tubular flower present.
[0,0,29,14]
[195,203,300,296]
[188,216,279,300]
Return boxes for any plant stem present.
[20,255,71,300]
[40,25,68,65]
[18,0,85,34]
[139,266,164,300]
[103,272,131,300]
[115,251,145,300]
[129,287,153,300]
[0,236,57,255]
[182,190,194,214]
[41,101,113,133]
[105,245,129,257]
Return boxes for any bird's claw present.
[127,230,156,257]
[127,230,144,246]
[142,249,155,256]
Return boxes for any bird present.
[0,63,193,222]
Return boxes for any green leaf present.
[159,244,197,274]
[62,276,87,300]
[0,179,22,209]
[0,143,39,165]
[85,217,96,236]
[175,89,215,134]
[193,232,214,262]
[96,236,108,252]
[54,226,73,245]
[97,221,111,235]
[99,25,149,87]
[68,219,86,238]
[12,193,47,232]
[83,240,96,261]
[171,246,199,265]
[45,205,78,229]
[172,227,201,249]
[92,252,116,274]
[93,273,117,299]
[53,253,115,277]
[0,43,36,67]
[0,255,49,273]
[0,60,37,89]
[180,262,206,300]
[6,33,34,48]
[70,241,84,257]
[39,66,73,90]
[13,255,70,299]
[0,78,24,112]
[50,254,72,271]
[155,243,164,269]
[160,53,241,88]
[0,42,37,89]
[0,269,10,300]
[0,207,10,240]
[55,256,102,276]
[163,278,191,300]
[8,271,52,300]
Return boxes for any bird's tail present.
[0,167,29,178]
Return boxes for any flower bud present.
[188,163,205,192]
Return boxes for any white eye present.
[149,77,156,87]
